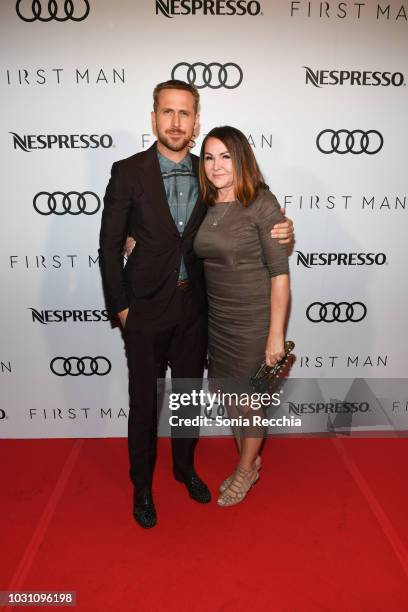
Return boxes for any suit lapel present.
[138,143,205,237]
[139,143,179,236]
[183,153,206,235]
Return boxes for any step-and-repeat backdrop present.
[1,0,407,438]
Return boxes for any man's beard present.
[156,128,192,152]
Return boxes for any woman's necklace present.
[209,202,233,227]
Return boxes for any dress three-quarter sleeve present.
[253,190,290,277]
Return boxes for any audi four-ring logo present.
[16,0,90,21]
[171,62,243,89]
[50,356,111,376]
[33,191,101,215]
[306,302,367,323]
[316,130,383,154]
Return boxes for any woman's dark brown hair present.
[199,126,268,207]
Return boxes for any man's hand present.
[118,308,129,328]
[271,208,294,245]
[123,236,136,257]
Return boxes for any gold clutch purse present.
[250,341,295,390]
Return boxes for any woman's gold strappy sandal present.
[217,466,259,507]
[219,458,262,493]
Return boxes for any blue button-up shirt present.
[157,150,199,280]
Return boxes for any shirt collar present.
[157,148,192,172]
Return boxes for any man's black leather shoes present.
[175,471,211,504]
[133,488,157,528]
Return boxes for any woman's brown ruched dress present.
[194,189,289,379]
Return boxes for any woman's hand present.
[265,334,285,367]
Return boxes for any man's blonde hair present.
[153,79,200,113]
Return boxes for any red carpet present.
[1,437,408,611]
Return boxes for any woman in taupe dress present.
[194,126,290,507]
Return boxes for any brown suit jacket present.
[99,142,207,321]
